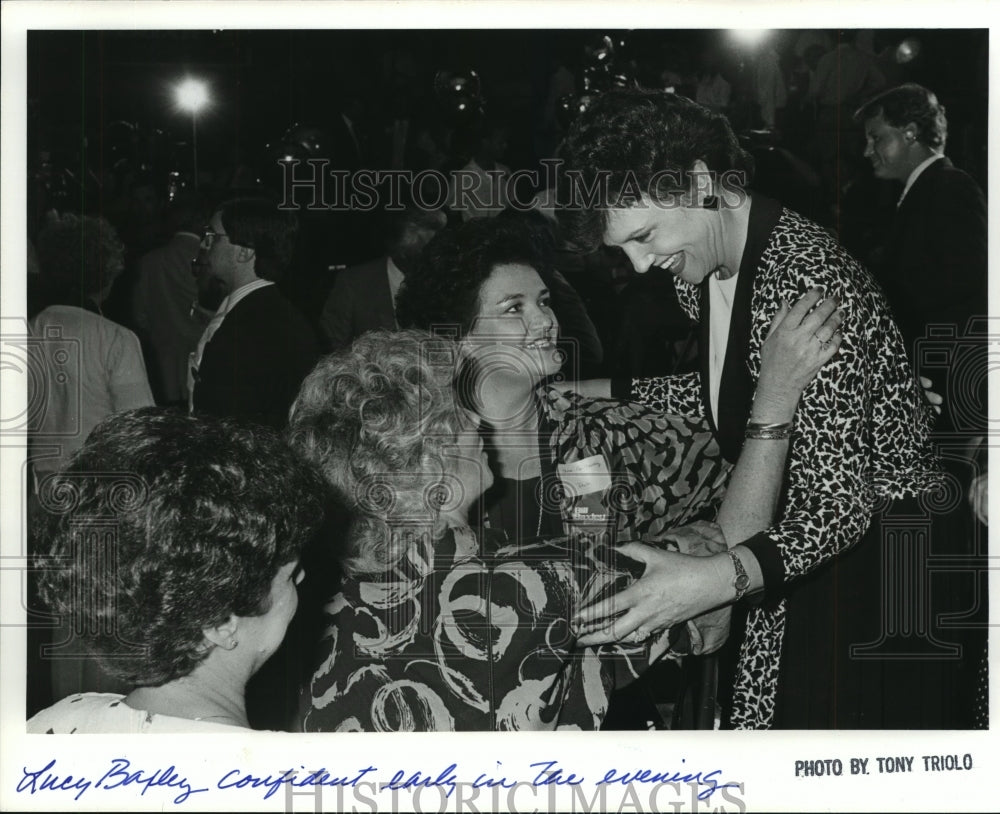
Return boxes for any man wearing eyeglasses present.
[188,197,319,431]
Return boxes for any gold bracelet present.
[745,420,793,440]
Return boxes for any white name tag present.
[557,455,612,527]
[557,454,612,498]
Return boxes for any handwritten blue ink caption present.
[15,757,742,806]
[17,758,208,804]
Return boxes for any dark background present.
[24,27,990,382]
[27,28,988,190]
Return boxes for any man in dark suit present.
[318,203,447,351]
[856,83,987,364]
[856,84,988,728]
[190,197,319,431]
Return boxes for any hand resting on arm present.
[574,289,843,644]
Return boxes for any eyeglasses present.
[200,228,229,250]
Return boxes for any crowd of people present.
[25,29,988,734]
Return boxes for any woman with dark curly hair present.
[388,216,846,729]
[290,321,834,731]
[395,216,840,559]
[30,213,154,480]
[556,88,942,728]
[28,409,327,733]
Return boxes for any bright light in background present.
[174,78,210,189]
[896,38,921,64]
[729,29,771,48]
[175,78,209,113]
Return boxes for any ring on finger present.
[629,626,650,643]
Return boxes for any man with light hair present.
[855,82,986,364]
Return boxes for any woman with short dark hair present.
[557,87,942,728]
[28,409,327,733]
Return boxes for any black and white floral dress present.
[301,396,732,731]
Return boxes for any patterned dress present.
[625,200,942,728]
[302,397,731,732]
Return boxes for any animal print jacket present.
[626,203,943,728]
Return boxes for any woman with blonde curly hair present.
[289,316,836,731]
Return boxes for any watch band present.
[728,549,751,602]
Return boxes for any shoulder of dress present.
[759,212,871,288]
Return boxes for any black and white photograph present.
[1,2,995,811]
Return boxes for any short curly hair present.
[394,217,556,339]
[32,408,327,687]
[35,212,126,303]
[288,329,467,576]
[853,83,948,150]
[556,88,754,252]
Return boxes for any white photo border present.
[2,3,996,812]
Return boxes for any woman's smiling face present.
[603,194,723,286]
[466,263,562,382]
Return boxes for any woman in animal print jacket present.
[559,89,942,728]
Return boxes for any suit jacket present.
[194,285,319,429]
[877,156,988,357]
[318,257,396,351]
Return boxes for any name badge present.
[557,454,612,525]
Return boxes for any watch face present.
[735,574,751,591]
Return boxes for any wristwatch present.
[727,549,751,602]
